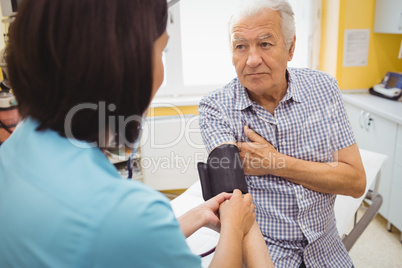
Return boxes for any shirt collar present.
[233,79,253,110]
[285,68,304,103]
[233,68,304,111]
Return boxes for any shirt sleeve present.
[329,78,356,151]
[198,95,237,153]
[91,190,201,268]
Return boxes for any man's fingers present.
[237,142,254,153]
[236,142,243,152]
[244,125,268,144]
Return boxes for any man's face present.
[231,9,295,95]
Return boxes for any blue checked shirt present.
[199,68,355,268]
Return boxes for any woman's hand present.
[177,192,232,237]
[209,190,257,268]
[195,192,233,233]
[219,189,255,236]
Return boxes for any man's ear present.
[288,35,296,61]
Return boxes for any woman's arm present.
[178,190,273,267]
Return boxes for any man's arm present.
[238,126,366,198]
[242,221,274,268]
[199,95,237,154]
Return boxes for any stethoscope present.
[127,122,143,179]
[126,152,137,180]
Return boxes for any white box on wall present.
[374,0,402,34]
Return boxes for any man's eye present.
[261,42,271,48]
[235,44,245,50]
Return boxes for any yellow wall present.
[320,0,402,90]
[149,105,198,117]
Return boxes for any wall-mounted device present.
[370,72,402,101]
[0,0,21,17]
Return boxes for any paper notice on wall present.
[343,29,370,67]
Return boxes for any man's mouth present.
[246,73,268,77]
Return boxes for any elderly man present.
[199,0,366,267]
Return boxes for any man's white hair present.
[229,0,296,49]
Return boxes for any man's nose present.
[246,48,262,68]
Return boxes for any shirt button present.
[301,224,307,230]
[298,194,303,200]
[282,141,287,146]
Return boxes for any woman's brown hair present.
[6,0,167,146]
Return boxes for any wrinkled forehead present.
[230,8,281,31]
[230,9,283,41]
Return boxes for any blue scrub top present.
[0,118,201,267]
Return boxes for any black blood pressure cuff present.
[197,144,248,201]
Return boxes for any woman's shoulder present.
[118,179,171,210]
[90,181,202,267]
